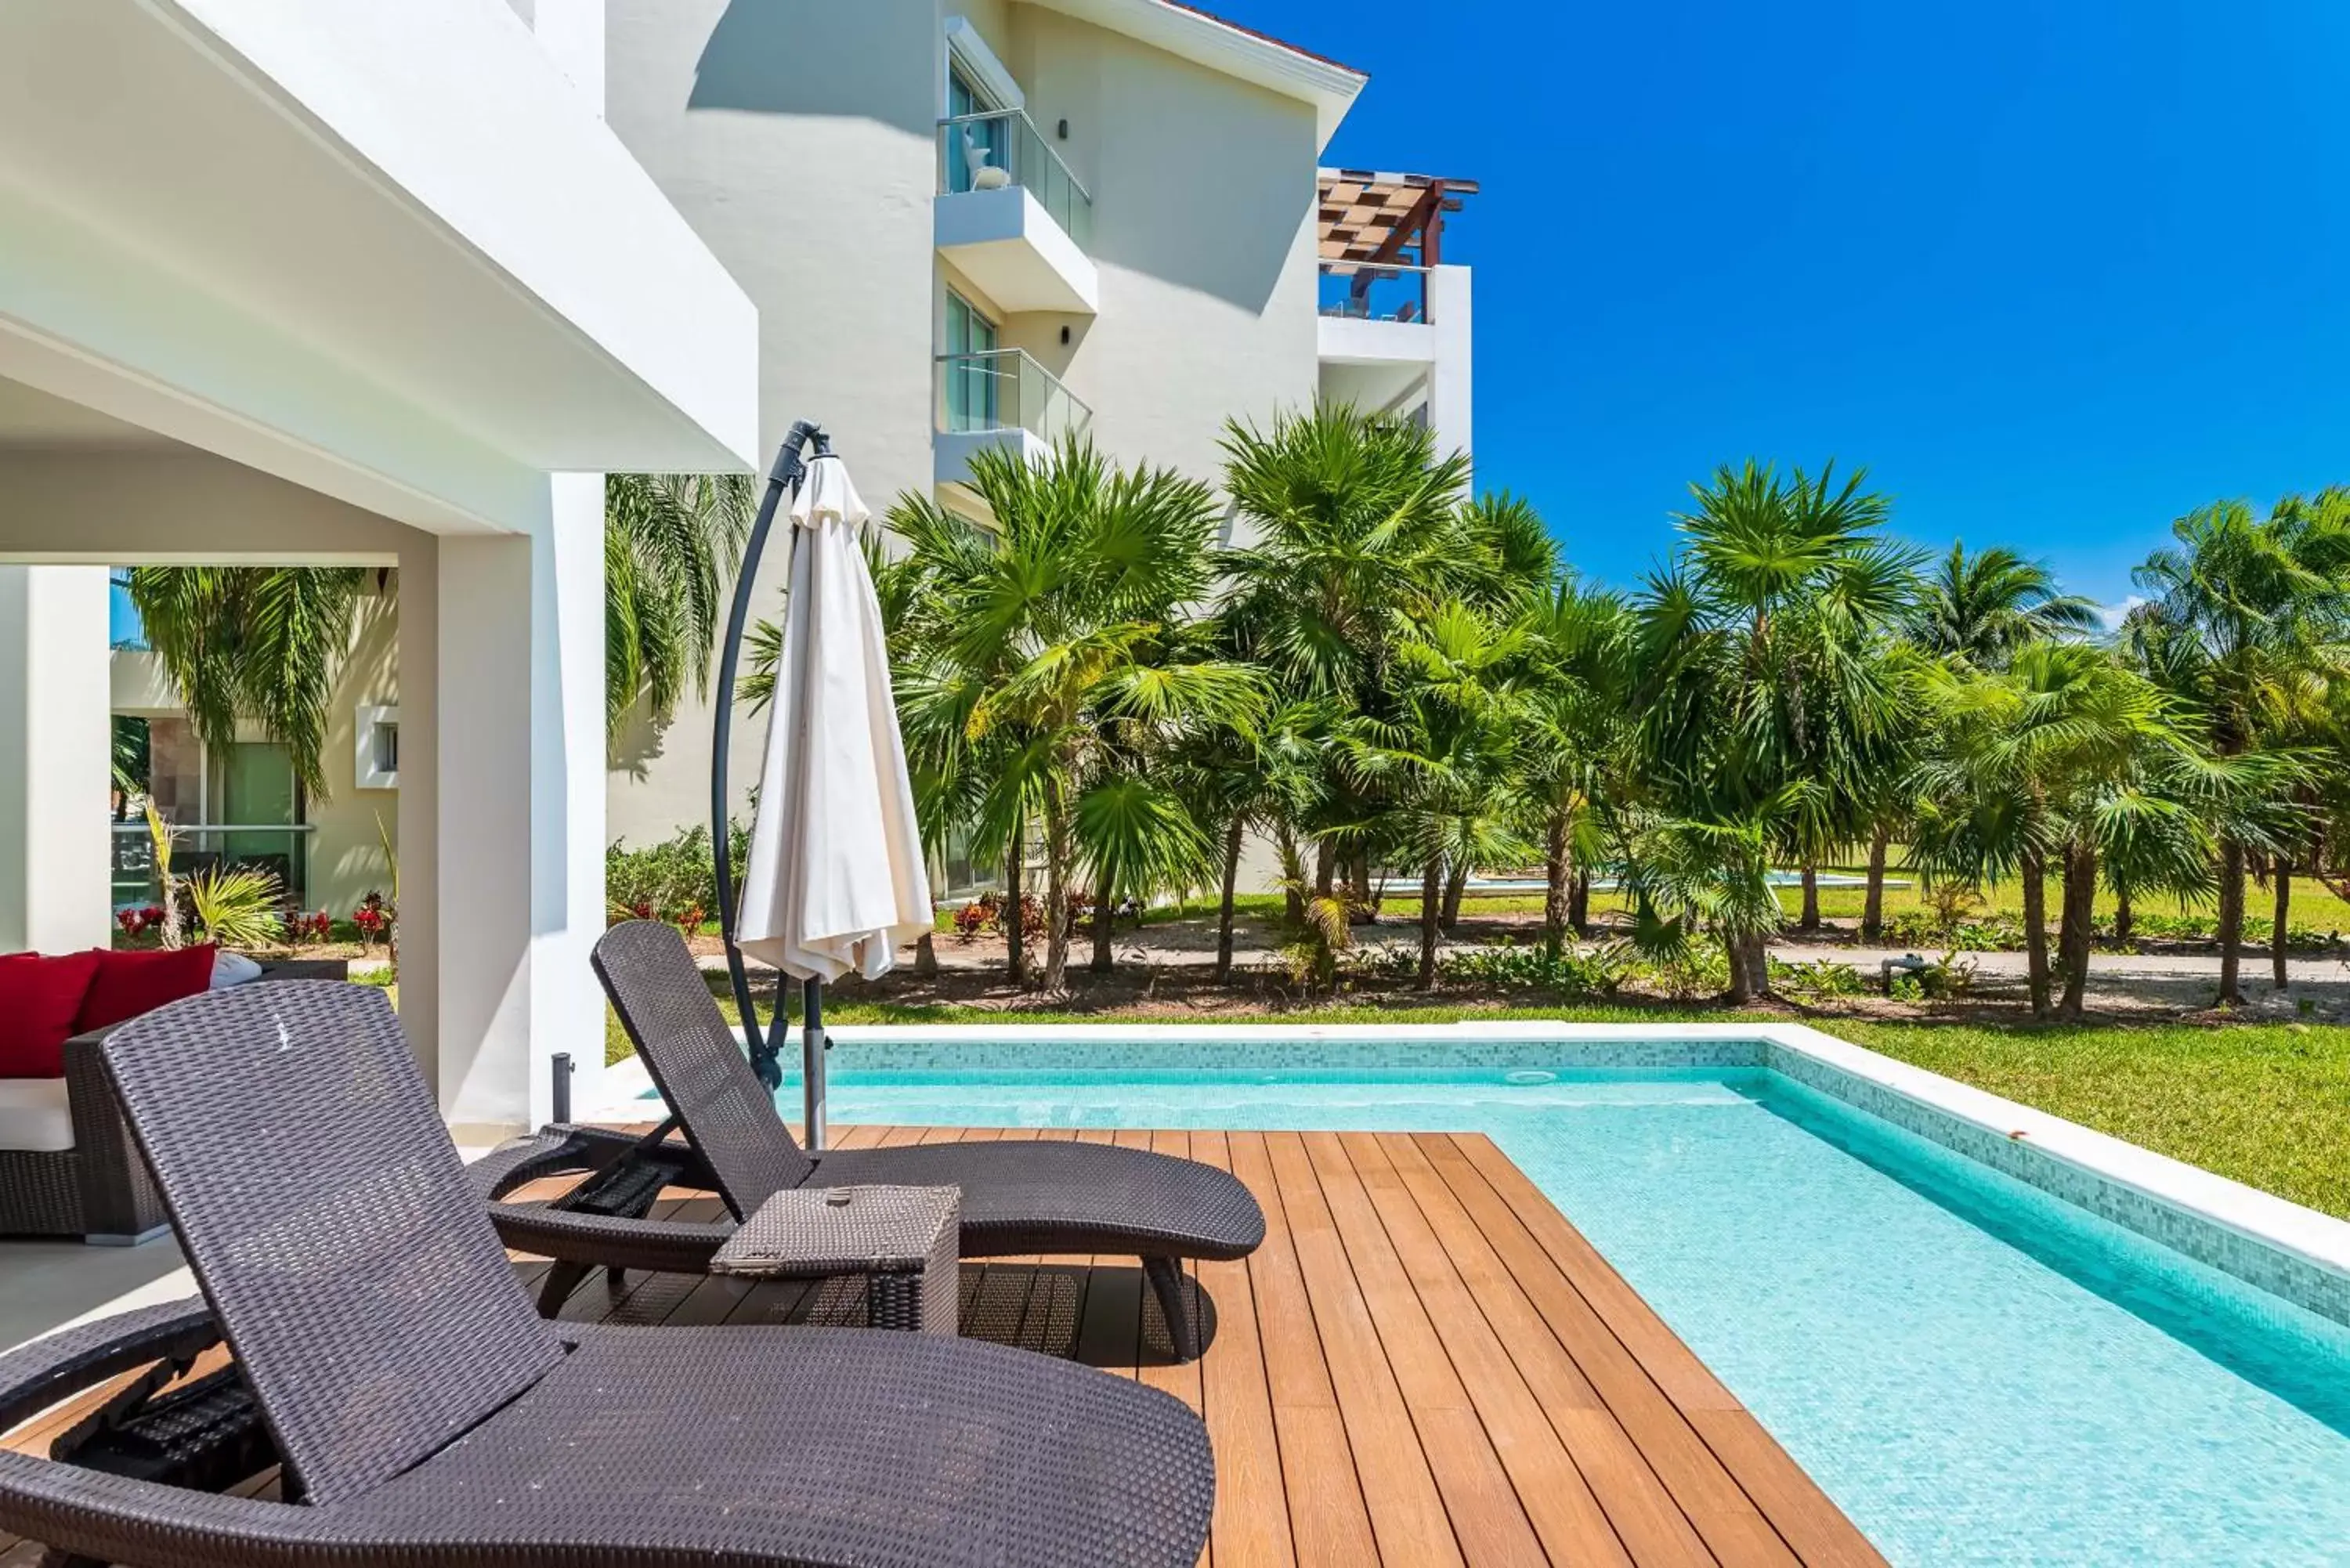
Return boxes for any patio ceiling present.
[0,0,758,535]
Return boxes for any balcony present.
[934,349,1093,490]
[1316,261,1437,367]
[935,108,1100,316]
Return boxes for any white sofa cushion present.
[0,1076,74,1153]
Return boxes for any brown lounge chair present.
[0,982,1214,1567]
[481,921,1264,1358]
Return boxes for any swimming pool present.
[626,1029,2350,1564]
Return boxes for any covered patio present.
[0,0,757,1139]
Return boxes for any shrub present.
[606,823,742,930]
[1770,957,1866,999]
[1442,939,1632,999]
[186,865,285,950]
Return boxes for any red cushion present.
[0,951,103,1078]
[74,945,219,1034]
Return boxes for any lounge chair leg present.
[538,1261,591,1316]
[1143,1256,1198,1363]
[606,1266,627,1294]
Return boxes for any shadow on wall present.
[607,695,676,783]
[690,0,938,135]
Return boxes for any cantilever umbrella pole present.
[710,421,831,1131]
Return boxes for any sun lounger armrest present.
[489,1202,736,1274]
[0,1301,221,1434]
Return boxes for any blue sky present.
[1231,0,2350,613]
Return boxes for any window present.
[945,63,1009,194]
[355,705,400,790]
[943,290,1000,432]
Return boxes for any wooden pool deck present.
[2,1124,1885,1567]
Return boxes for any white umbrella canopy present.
[735,454,934,985]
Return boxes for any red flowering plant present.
[351,893,391,953]
[284,910,333,948]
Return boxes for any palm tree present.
[1517,578,1638,952]
[127,566,371,800]
[1632,461,1914,998]
[2128,493,2350,1003]
[1342,598,1532,988]
[1912,641,2264,1020]
[1220,404,1476,908]
[606,471,755,739]
[1908,542,2099,667]
[888,435,1260,991]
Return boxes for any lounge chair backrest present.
[593,921,813,1216]
[102,982,563,1506]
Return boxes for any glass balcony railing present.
[938,107,1094,250]
[936,349,1094,443]
[1318,261,1434,324]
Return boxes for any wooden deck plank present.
[1264,1131,1468,1568]
[0,1126,1882,1568]
[1389,1134,1795,1568]
[1225,1131,1379,1568]
[1189,1128,1297,1568]
[1436,1136,1885,1568]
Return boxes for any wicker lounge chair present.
[0,981,1214,1568]
[480,921,1266,1359]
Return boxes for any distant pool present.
[687,1047,2350,1565]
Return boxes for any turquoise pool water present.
[765,1063,2350,1565]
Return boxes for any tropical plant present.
[1517,577,1637,952]
[126,566,371,799]
[606,471,756,739]
[186,865,285,951]
[1907,542,2100,667]
[2127,491,2350,1001]
[1909,641,2282,1020]
[143,801,185,951]
[885,435,1260,991]
[1631,460,1915,998]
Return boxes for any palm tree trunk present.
[1352,854,1378,923]
[1090,880,1115,974]
[1723,931,1750,1005]
[1415,855,1443,990]
[1542,810,1571,955]
[2020,849,2052,1020]
[1861,826,1890,943]
[1042,789,1072,993]
[2113,883,2134,945]
[1313,840,1337,902]
[2057,843,2096,1021]
[1798,862,1822,932]
[2216,836,2246,1007]
[2272,856,2293,990]
[1568,869,1591,936]
[1440,860,1469,933]
[914,931,938,977]
[1004,818,1026,985]
[1214,815,1245,983]
[1276,823,1303,925]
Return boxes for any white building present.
[0,0,757,1136]
[599,2,1477,872]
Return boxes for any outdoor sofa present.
[0,981,1217,1568]
[479,920,1266,1360]
[1,956,346,1244]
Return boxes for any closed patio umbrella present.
[711,424,932,1148]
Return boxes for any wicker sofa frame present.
[0,981,1217,1568]
[1,959,350,1244]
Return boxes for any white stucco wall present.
[0,567,111,956]
[604,0,946,843]
[604,0,1328,845]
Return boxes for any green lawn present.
[615,981,2350,1221]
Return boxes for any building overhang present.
[1018,0,1365,150]
[935,188,1103,316]
[0,0,760,535]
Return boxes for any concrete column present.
[1430,264,1475,483]
[432,478,606,1139]
[0,566,112,955]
